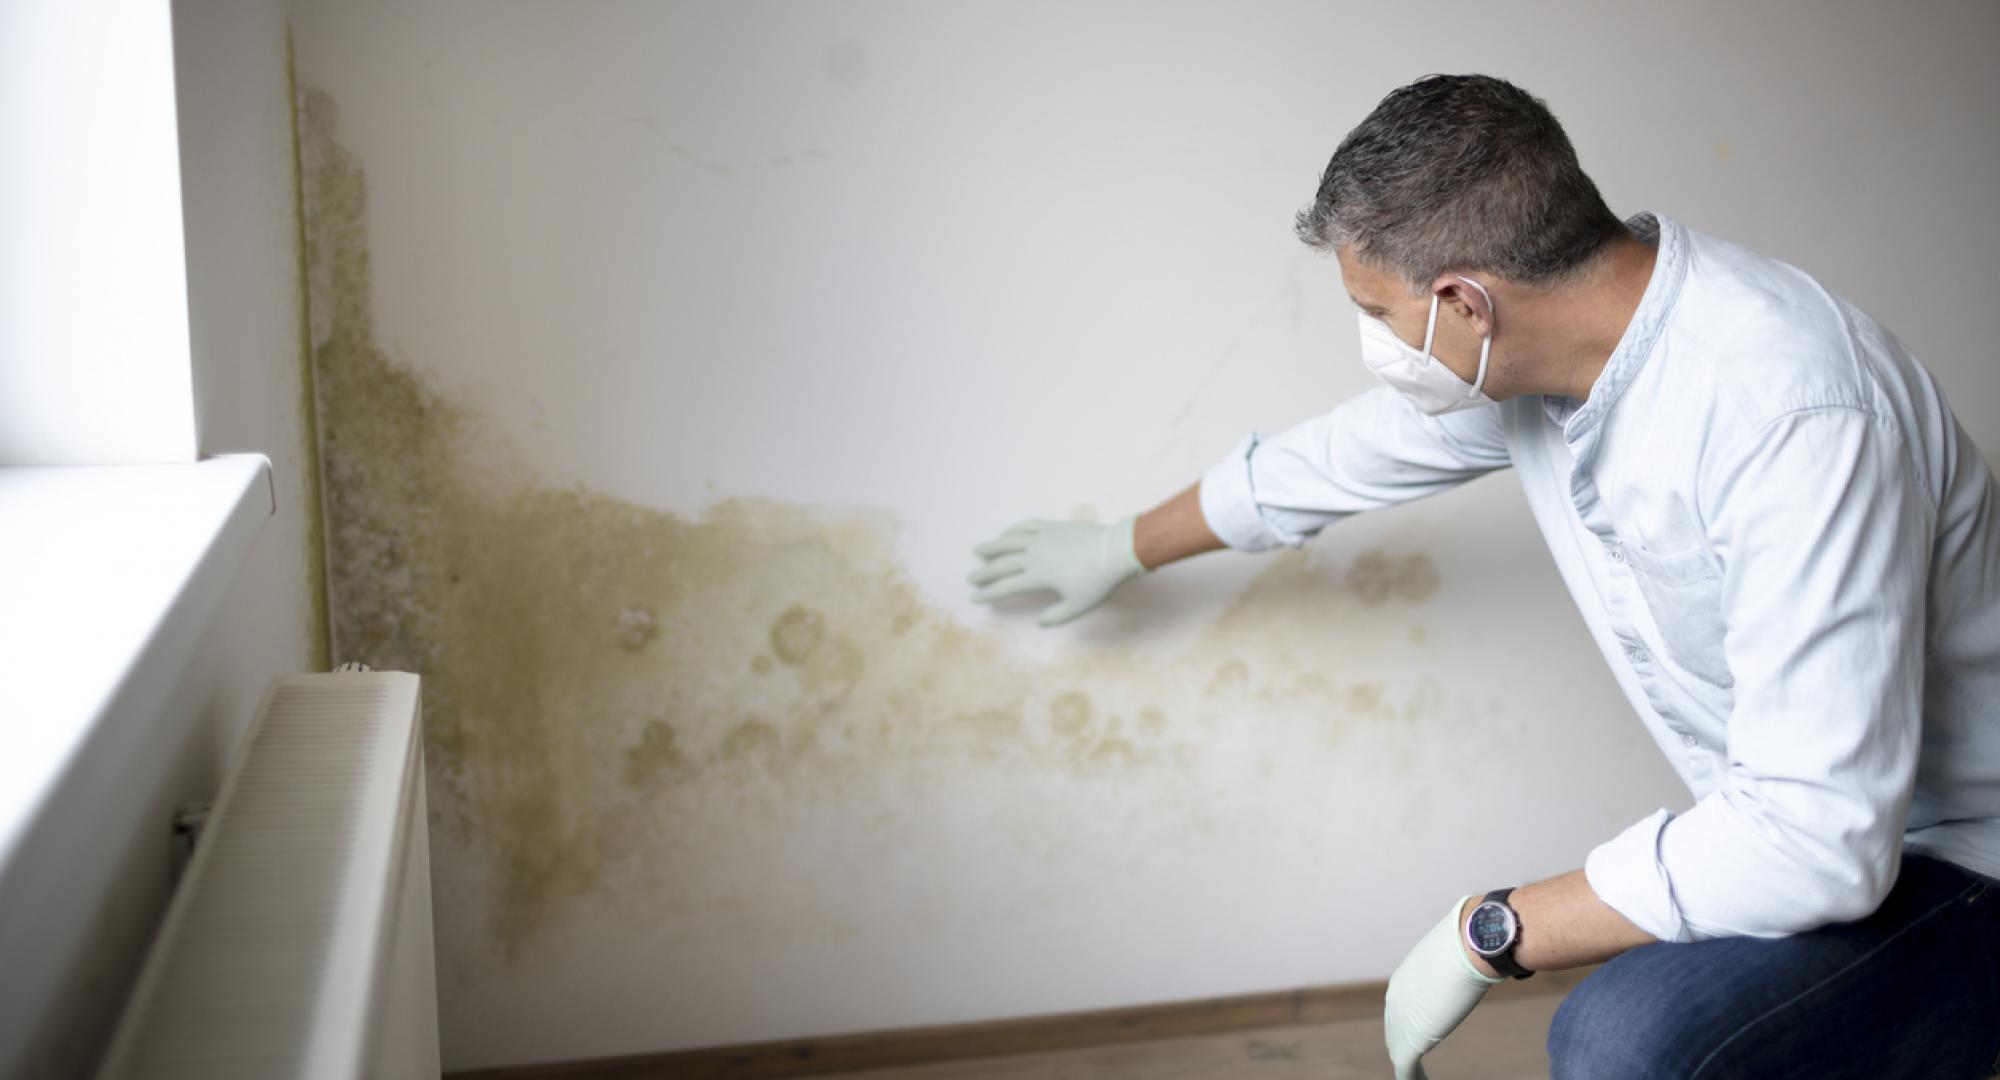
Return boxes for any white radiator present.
[95,671,440,1080]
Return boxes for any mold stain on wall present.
[297,86,1458,963]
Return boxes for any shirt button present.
[1681,733,1699,747]
[1627,648,1645,663]
[1609,547,1626,563]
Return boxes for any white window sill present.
[0,454,274,869]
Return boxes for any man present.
[968,75,2000,1078]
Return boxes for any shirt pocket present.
[1617,538,1734,688]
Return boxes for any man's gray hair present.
[1296,74,1627,292]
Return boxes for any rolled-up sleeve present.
[1197,385,1512,552]
[1585,406,1932,943]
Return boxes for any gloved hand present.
[966,517,1146,627]
[1384,894,1506,1080]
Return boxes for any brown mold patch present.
[1048,691,1092,736]
[622,719,687,789]
[299,86,1451,959]
[1345,549,1440,605]
[614,606,659,652]
[719,719,783,765]
[770,605,824,665]
[1084,737,1137,767]
[1204,660,1250,698]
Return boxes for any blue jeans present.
[1547,850,2000,1079]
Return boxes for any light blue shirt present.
[1198,211,2000,943]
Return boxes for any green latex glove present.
[1384,894,1506,1080]
[966,516,1145,627]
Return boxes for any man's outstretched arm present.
[969,386,1512,625]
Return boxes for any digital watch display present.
[1469,901,1517,952]
[1465,887,1535,979]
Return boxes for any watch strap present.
[1478,887,1535,980]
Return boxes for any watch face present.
[1468,902,1517,955]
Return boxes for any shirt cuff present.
[1198,432,1295,552]
[1584,807,1695,945]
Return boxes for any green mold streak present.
[298,86,1446,960]
[286,27,332,673]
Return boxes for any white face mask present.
[1357,275,1498,415]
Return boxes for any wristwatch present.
[1464,887,1535,980]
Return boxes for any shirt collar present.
[1541,210,1690,443]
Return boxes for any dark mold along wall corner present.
[285,26,332,673]
[296,83,1452,962]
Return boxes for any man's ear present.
[1431,274,1495,337]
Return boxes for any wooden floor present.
[451,973,1590,1080]
[817,991,1568,1080]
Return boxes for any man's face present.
[1335,244,1492,389]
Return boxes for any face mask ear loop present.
[1420,290,1442,360]
[1469,333,1493,399]
[1455,275,1494,400]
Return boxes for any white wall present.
[290,1,2000,1071]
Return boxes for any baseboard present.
[447,967,1593,1079]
